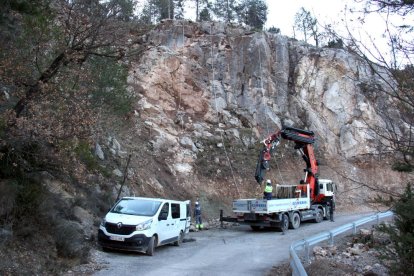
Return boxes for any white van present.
[98,197,191,255]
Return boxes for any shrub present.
[326,38,344,49]
[378,183,414,275]
[54,220,87,259]
[0,180,19,231]
[0,117,6,139]
[88,56,133,116]
[74,141,99,171]
[392,162,413,172]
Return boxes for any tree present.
[0,0,148,178]
[212,0,240,23]
[239,0,268,30]
[267,26,281,34]
[139,0,189,22]
[140,0,157,24]
[151,0,173,20]
[0,2,150,268]
[364,0,414,14]
[195,0,211,22]
[325,6,413,272]
[326,38,344,49]
[174,0,185,19]
[293,7,319,46]
[377,183,414,274]
[111,0,136,21]
[11,0,134,118]
[337,0,414,171]
[199,6,212,21]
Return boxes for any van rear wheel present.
[146,236,156,256]
[174,231,184,246]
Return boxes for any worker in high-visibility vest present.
[194,201,203,230]
[263,179,273,200]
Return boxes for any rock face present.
[121,20,409,208]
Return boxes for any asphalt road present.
[93,212,375,276]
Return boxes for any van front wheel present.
[146,236,156,256]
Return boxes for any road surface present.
[93,212,375,276]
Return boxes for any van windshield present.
[111,199,162,216]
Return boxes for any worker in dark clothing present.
[281,214,286,235]
[263,179,273,200]
[194,201,203,230]
[329,197,335,222]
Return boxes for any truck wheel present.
[289,213,301,229]
[146,235,156,256]
[314,209,323,223]
[281,214,289,232]
[250,226,261,231]
[174,231,184,246]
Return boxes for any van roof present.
[121,197,190,204]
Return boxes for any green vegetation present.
[74,141,99,171]
[0,1,142,271]
[377,183,414,275]
[89,56,133,116]
[326,38,344,49]
[392,162,413,172]
[0,177,45,233]
[13,178,45,221]
[267,26,281,34]
[0,117,6,139]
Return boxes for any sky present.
[265,0,349,36]
[264,0,385,43]
[264,0,412,65]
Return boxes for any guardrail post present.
[305,241,310,263]
[220,209,223,228]
[329,231,334,246]
[353,222,357,234]
[376,214,380,225]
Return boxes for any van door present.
[171,203,182,237]
[157,202,174,243]
[185,201,191,234]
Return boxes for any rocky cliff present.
[97,20,410,215]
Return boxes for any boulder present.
[94,143,104,160]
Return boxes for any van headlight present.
[100,218,106,227]
[136,219,152,231]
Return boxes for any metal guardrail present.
[289,211,393,276]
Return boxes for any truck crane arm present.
[255,126,322,202]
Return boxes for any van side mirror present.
[159,211,168,221]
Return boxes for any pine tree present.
[378,183,414,275]
[211,0,239,23]
[239,0,267,30]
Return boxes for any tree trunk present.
[14,52,67,117]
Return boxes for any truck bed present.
[232,197,311,214]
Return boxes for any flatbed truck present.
[221,127,336,231]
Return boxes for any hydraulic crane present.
[255,126,329,204]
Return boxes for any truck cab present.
[318,179,336,199]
